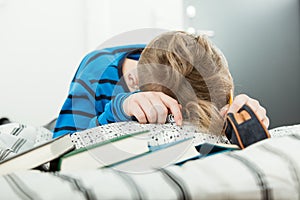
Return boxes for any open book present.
[70,121,231,148]
[0,134,75,175]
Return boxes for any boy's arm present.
[53,51,121,137]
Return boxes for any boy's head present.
[137,31,233,133]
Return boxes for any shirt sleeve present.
[53,51,135,138]
[88,92,134,128]
[53,51,109,138]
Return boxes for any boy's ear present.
[126,71,139,91]
[122,58,139,91]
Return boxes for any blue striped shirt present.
[53,44,145,138]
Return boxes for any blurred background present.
[0,0,299,128]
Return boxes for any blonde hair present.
[137,31,233,134]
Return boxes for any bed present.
[0,123,299,199]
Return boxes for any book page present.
[71,121,230,149]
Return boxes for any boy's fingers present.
[227,94,270,128]
[262,117,270,128]
[132,106,148,124]
[219,104,230,118]
[227,94,249,114]
[124,91,182,125]
[159,93,182,125]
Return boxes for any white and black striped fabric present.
[0,124,299,199]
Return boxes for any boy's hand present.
[220,94,270,128]
[123,92,182,125]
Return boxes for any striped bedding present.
[0,124,299,199]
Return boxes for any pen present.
[166,114,175,123]
[131,114,176,123]
[229,89,233,105]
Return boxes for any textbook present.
[110,139,239,173]
[59,136,238,172]
[58,130,151,171]
[59,134,195,172]
[175,142,239,165]
[0,134,75,175]
[58,121,239,172]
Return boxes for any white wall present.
[0,0,183,126]
[85,0,183,49]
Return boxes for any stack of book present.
[0,122,239,175]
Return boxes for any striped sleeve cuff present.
[112,91,140,122]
